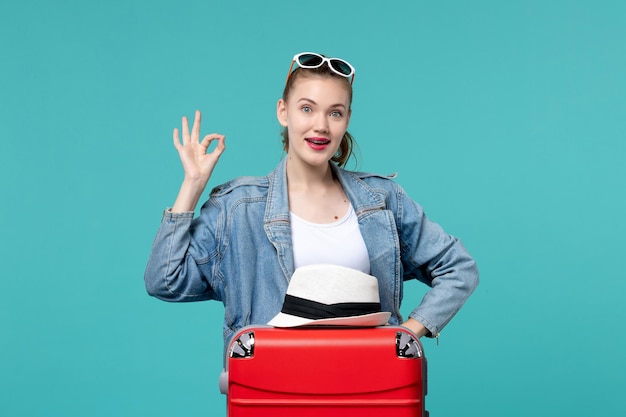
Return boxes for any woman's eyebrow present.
[297,98,346,109]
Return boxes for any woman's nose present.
[314,114,329,133]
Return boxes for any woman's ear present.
[276,99,288,127]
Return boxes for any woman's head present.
[278,53,357,168]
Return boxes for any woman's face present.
[277,75,351,168]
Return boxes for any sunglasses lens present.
[298,53,324,67]
[329,59,352,76]
[290,53,354,83]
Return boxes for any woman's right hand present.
[170,110,226,213]
[173,110,226,184]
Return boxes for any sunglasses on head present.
[286,52,356,84]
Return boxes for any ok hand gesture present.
[170,110,226,213]
[173,110,226,184]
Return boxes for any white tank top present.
[290,204,371,274]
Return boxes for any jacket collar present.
[264,156,386,224]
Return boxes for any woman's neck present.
[286,156,335,192]
[285,155,349,223]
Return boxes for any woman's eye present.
[301,106,312,113]
[330,110,342,118]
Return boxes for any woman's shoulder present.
[209,158,287,198]
[340,167,400,188]
[209,175,270,198]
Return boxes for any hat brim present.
[267,311,391,328]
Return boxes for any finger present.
[201,134,226,155]
[200,133,225,146]
[214,134,226,155]
[191,110,202,142]
[181,116,190,144]
[172,128,181,149]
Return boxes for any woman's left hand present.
[401,318,429,338]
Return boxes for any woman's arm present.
[144,111,226,301]
[398,186,479,338]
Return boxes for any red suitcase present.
[219,325,427,417]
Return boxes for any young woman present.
[144,52,479,349]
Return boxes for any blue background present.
[1,1,624,416]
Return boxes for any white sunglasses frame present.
[286,52,356,84]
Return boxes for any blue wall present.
[1,1,624,416]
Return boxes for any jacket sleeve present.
[396,185,479,337]
[143,207,219,302]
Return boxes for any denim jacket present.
[144,157,478,348]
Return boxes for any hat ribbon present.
[281,294,382,320]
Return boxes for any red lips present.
[305,137,330,145]
[305,137,331,151]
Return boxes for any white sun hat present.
[267,264,391,327]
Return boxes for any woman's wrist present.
[401,318,429,338]
[171,178,209,213]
